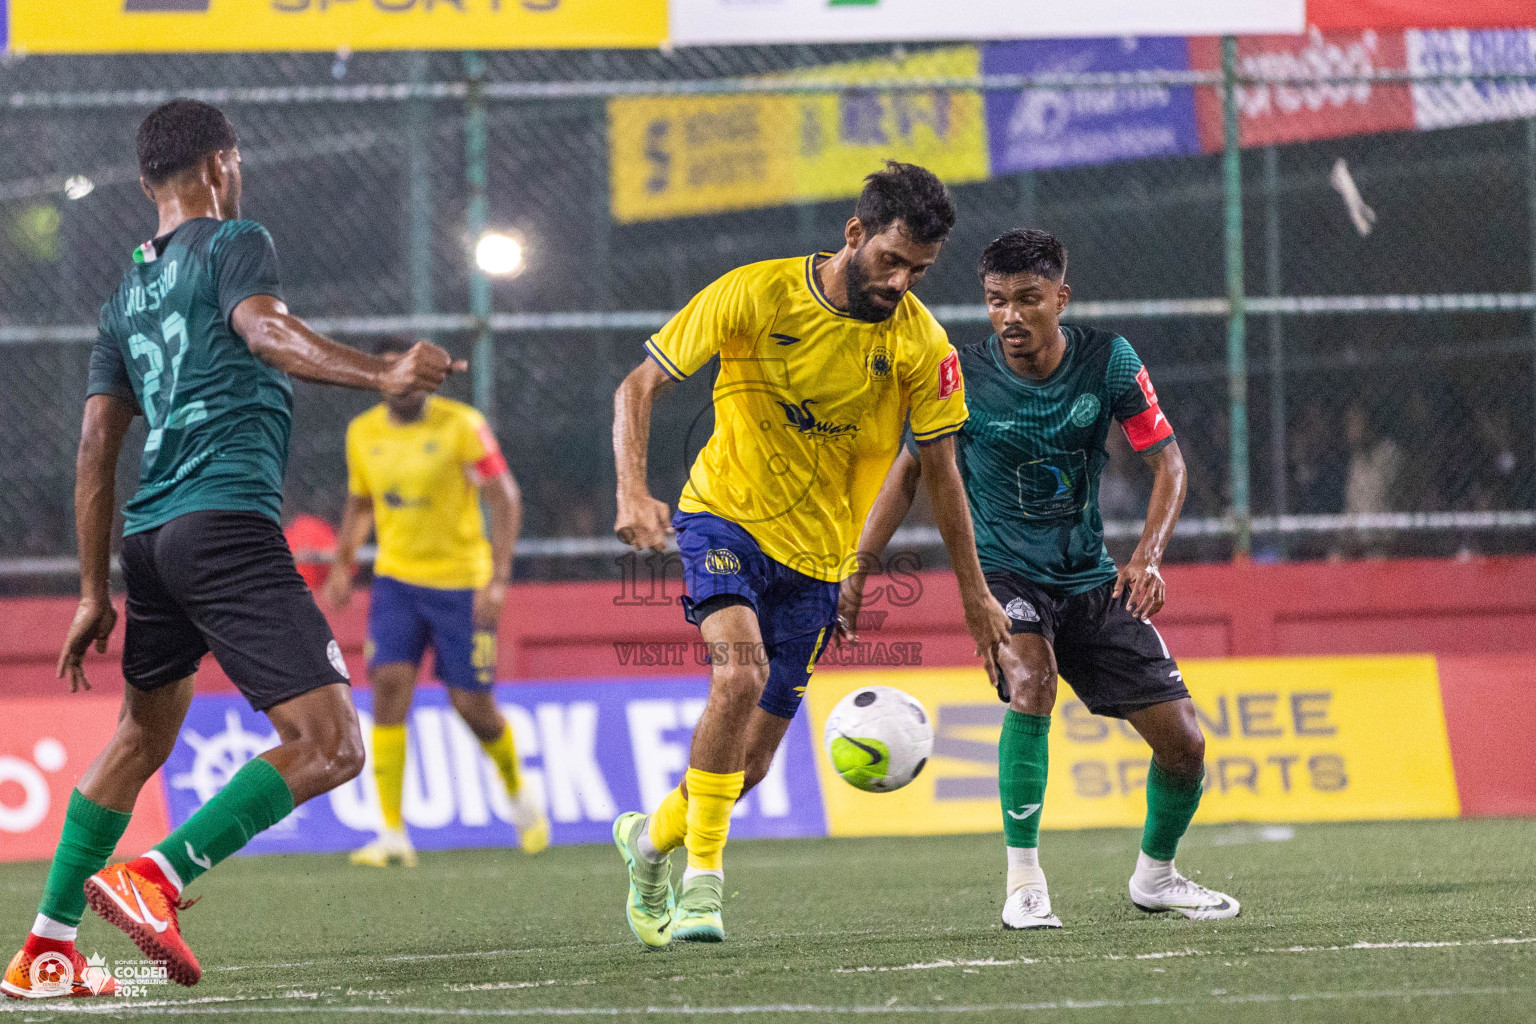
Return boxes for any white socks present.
[636,824,668,865]
[681,866,723,884]
[1133,850,1175,889]
[31,914,75,942]
[1006,846,1046,894]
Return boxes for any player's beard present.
[844,248,903,323]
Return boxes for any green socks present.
[999,710,1050,849]
[1141,760,1204,861]
[153,756,294,889]
[35,790,132,932]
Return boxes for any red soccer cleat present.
[84,858,201,987]
[2,937,119,999]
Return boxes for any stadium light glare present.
[64,175,94,200]
[475,231,527,278]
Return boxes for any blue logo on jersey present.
[771,333,802,346]
[777,399,858,439]
[1042,463,1072,498]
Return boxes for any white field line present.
[0,986,1522,1016]
[832,935,1536,974]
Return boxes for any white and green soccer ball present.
[823,686,933,792]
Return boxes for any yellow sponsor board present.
[608,46,989,224]
[12,0,666,55]
[807,656,1460,838]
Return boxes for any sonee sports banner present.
[6,0,667,54]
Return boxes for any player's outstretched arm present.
[917,436,1011,686]
[231,295,466,395]
[839,446,923,643]
[58,395,136,692]
[612,358,676,553]
[1113,439,1187,621]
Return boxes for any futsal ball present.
[823,686,933,792]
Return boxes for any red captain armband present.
[1121,366,1174,452]
[937,351,961,399]
[469,422,510,484]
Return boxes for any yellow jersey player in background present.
[324,335,549,865]
[610,162,1011,947]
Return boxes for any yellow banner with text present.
[608,46,989,224]
[11,0,666,55]
[807,656,1460,838]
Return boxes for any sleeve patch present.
[468,421,509,484]
[1134,365,1159,406]
[937,351,961,399]
[1122,402,1173,452]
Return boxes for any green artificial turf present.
[2,819,1533,1022]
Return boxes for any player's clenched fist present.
[380,340,466,397]
[615,492,673,553]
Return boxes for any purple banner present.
[983,37,1199,174]
[160,678,828,855]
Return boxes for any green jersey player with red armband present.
[844,229,1239,930]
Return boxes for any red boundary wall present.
[3,555,1535,817]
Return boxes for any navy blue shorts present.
[367,575,495,692]
[674,511,838,720]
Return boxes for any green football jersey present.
[942,325,1174,595]
[87,218,290,536]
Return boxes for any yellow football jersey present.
[345,396,508,590]
[646,253,967,583]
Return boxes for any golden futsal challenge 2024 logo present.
[28,950,169,998]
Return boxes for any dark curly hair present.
[854,160,956,245]
[137,99,239,186]
[978,228,1067,283]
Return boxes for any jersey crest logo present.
[1069,393,1101,427]
[867,346,893,381]
[937,351,961,399]
[1005,597,1040,623]
[776,398,859,439]
[704,549,742,575]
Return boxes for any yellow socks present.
[648,783,690,855]
[479,721,523,796]
[372,723,407,832]
[683,767,744,871]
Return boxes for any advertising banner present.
[1189,29,1414,150]
[609,46,987,224]
[9,0,666,55]
[0,698,168,863]
[805,657,1461,837]
[158,679,826,856]
[983,37,1200,175]
[1310,0,1536,31]
[1407,29,1536,129]
[669,0,1304,47]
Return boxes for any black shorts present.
[120,510,350,711]
[986,570,1189,720]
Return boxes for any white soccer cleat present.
[1129,869,1240,921]
[1001,885,1062,930]
[349,828,418,868]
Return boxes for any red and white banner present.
[0,698,168,862]
[1310,1,1536,31]
[1190,29,1414,150]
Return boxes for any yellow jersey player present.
[610,162,1011,947]
[324,337,548,865]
